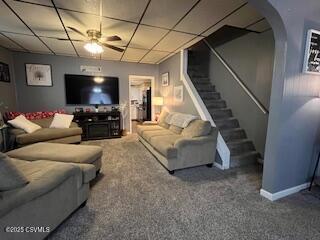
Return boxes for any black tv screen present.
[65,74,119,105]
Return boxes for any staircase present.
[187,53,260,168]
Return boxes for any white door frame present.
[128,75,155,134]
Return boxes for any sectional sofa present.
[137,111,218,173]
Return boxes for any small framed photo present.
[25,63,52,86]
[174,85,183,103]
[0,62,10,83]
[161,72,169,86]
[303,29,320,74]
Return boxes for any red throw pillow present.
[5,109,66,120]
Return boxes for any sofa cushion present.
[15,127,82,145]
[0,158,82,217]
[7,142,102,166]
[149,135,183,159]
[31,117,53,128]
[142,129,174,142]
[136,125,163,136]
[8,115,42,133]
[181,120,211,138]
[169,125,183,134]
[169,112,198,128]
[158,110,169,129]
[0,153,29,191]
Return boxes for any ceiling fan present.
[58,0,124,54]
[58,27,124,54]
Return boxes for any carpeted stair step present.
[188,71,208,78]
[230,151,260,168]
[209,108,233,119]
[194,83,215,92]
[204,99,227,109]
[214,117,240,130]
[192,77,211,84]
[220,128,247,142]
[228,139,255,156]
[200,91,221,100]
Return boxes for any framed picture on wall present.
[174,85,183,103]
[161,72,169,86]
[303,29,320,74]
[0,62,10,83]
[25,63,52,86]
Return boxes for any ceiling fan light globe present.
[84,42,104,54]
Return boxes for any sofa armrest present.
[142,121,158,125]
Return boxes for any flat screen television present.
[65,74,119,105]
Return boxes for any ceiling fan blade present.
[102,43,124,52]
[57,38,84,42]
[105,35,122,41]
[67,26,87,38]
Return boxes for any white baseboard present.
[214,162,225,170]
[260,182,310,201]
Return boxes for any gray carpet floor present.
[49,134,320,240]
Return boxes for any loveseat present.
[137,111,218,174]
[8,117,82,147]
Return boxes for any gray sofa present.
[137,111,218,174]
[0,143,103,240]
[8,117,82,147]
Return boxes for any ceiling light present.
[84,42,104,54]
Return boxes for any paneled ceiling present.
[0,0,270,64]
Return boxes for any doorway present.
[129,75,155,134]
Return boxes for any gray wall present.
[209,31,274,155]
[157,53,199,116]
[249,0,320,193]
[0,46,17,113]
[12,52,158,130]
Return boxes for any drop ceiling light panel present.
[247,19,271,32]
[141,0,198,29]
[174,0,246,35]
[7,1,67,38]
[0,1,32,35]
[140,50,170,64]
[129,25,168,49]
[3,32,51,53]
[154,31,195,52]
[40,37,76,56]
[0,34,23,50]
[122,48,148,62]
[203,4,264,36]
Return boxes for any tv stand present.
[73,111,121,140]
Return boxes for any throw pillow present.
[0,152,29,191]
[50,113,74,129]
[181,120,211,138]
[158,110,169,129]
[8,115,41,133]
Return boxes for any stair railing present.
[204,39,269,115]
[180,50,231,169]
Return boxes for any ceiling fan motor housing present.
[87,29,102,39]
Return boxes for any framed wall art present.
[303,29,320,74]
[174,85,183,103]
[25,63,52,86]
[161,72,169,86]
[0,62,10,83]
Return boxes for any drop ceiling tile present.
[15,0,53,6]
[7,0,67,38]
[3,32,52,53]
[0,1,32,35]
[40,37,76,55]
[102,0,149,23]
[157,52,175,64]
[129,25,168,49]
[154,31,195,52]
[174,0,246,35]
[140,50,169,64]
[141,0,198,29]
[178,36,204,51]
[54,0,100,15]
[203,4,264,36]
[247,19,271,32]
[101,47,123,61]
[122,48,148,62]
[0,33,23,50]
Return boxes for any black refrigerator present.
[142,89,151,121]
